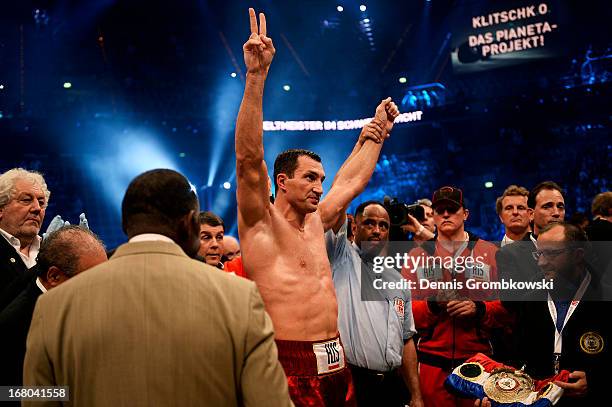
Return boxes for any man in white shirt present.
[0,168,50,310]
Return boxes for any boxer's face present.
[282,156,325,214]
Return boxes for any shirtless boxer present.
[235,8,399,406]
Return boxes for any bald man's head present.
[223,235,241,260]
[36,225,108,289]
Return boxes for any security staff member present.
[326,201,423,407]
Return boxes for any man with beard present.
[511,222,610,406]
[325,201,423,407]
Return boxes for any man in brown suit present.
[23,169,291,407]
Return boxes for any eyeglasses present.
[532,248,571,261]
[434,206,459,215]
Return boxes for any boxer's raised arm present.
[236,8,276,227]
[330,119,386,187]
[319,98,399,232]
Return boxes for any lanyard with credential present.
[546,272,591,372]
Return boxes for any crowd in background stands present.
[2,132,609,250]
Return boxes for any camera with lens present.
[383,197,425,227]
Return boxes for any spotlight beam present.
[280,33,310,77]
[219,31,245,82]
[380,23,413,73]
[429,32,451,81]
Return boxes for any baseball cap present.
[432,186,464,209]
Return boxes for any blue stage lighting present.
[86,129,180,216]
[363,18,370,23]
[337,5,344,12]
[360,5,367,12]
[283,84,291,91]
[485,181,493,188]
[63,82,72,89]
[230,72,237,78]
[399,77,407,84]
[223,182,231,190]
[0,84,4,90]
[207,73,243,187]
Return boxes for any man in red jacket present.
[404,186,511,407]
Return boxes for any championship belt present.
[445,353,570,406]
[482,367,535,404]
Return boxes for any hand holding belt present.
[445,353,571,406]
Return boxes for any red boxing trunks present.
[275,335,355,407]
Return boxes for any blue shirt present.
[325,221,416,371]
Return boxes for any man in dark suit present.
[497,181,566,298]
[495,185,531,247]
[0,225,107,386]
[512,222,610,406]
[0,168,50,311]
[23,169,291,406]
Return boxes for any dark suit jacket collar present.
[0,233,22,258]
[111,241,189,260]
[0,234,28,272]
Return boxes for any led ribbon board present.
[263,111,423,132]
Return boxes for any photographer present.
[385,197,435,242]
